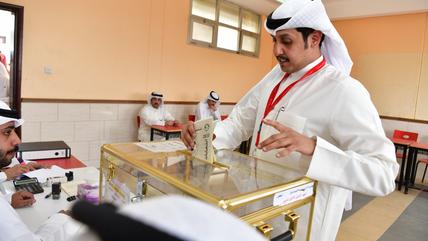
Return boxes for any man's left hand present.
[11,191,36,208]
[258,119,316,157]
[27,162,50,170]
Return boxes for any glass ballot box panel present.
[100,142,316,240]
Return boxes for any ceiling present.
[227,0,428,20]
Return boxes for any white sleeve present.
[163,110,175,121]
[141,106,165,126]
[35,213,82,241]
[213,84,261,150]
[0,194,41,241]
[307,80,399,196]
[213,109,221,121]
[0,194,79,241]
[0,171,7,183]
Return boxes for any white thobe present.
[213,58,399,241]
[138,105,175,141]
[0,193,77,241]
[195,102,221,121]
[0,63,8,98]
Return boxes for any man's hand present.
[4,164,32,180]
[11,191,36,208]
[258,119,316,157]
[27,162,47,170]
[181,121,196,150]
[59,209,71,216]
[173,120,180,127]
[165,120,174,126]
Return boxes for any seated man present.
[138,92,179,141]
[0,101,79,241]
[195,91,221,121]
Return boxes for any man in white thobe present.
[181,0,399,240]
[0,101,80,241]
[195,91,221,121]
[138,92,178,141]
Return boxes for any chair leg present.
[411,162,420,184]
[422,164,428,183]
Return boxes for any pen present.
[17,157,26,165]
[45,192,52,199]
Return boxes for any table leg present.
[397,146,407,191]
[404,147,415,194]
[165,133,170,140]
[410,149,419,186]
[150,128,154,141]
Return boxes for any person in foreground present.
[181,0,398,240]
[70,195,267,241]
[0,101,80,241]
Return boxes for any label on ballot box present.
[273,182,314,206]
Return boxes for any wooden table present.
[391,137,415,191]
[150,125,182,141]
[404,142,428,194]
[33,155,86,169]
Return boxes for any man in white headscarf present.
[182,0,398,240]
[138,91,178,141]
[0,101,80,241]
[195,91,221,121]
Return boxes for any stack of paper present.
[137,140,187,153]
[24,165,67,183]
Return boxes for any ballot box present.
[99,141,316,240]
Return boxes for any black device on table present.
[13,177,44,194]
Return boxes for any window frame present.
[188,0,261,57]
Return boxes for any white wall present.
[21,102,234,168]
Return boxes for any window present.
[189,0,261,57]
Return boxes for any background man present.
[195,91,221,121]
[182,0,398,240]
[138,91,179,141]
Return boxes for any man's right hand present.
[11,191,36,208]
[165,120,174,126]
[181,121,196,150]
[4,164,32,180]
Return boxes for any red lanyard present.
[255,58,327,147]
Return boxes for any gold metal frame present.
[99,142,317,240]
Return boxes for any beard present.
[0,146,18,168]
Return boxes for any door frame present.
[0,2,23,136]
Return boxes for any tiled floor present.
[337,188,427,241]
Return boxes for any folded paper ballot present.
[24,165,67,183]
[192,117,216,163]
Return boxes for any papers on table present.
[24,165,67,183]
[61,180,86,196]
[193,117,216,163]
[136,140,187,153]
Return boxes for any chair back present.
[221,115,228,120]
[393,130,418,141]
[188,115,196,122]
